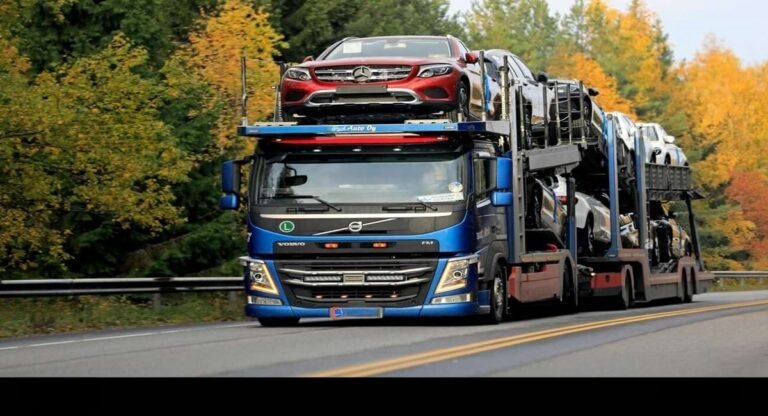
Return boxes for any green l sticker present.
[279,221,295,233]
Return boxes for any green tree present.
[0,34,193,275]
[11,0,218,72]
[467,0,559,71]
[263,0,463,62]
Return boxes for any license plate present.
[330,306,384,320]
[335,85,387,94]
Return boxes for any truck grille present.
[314,66,412,83]
[275,258,436,307]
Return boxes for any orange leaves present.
[727,172,768,241]
[676,39,768,187]
[548,50,635,116]
[571,0,670,117]
[674,40,768,268]
[170,0,285,154]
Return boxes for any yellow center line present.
[306,299,768,377]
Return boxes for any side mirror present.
[491,156,512,207]
[665,135,676,144]
[221,160,241,194]
[537,71,549,83]
[495,157,511,190]
[219,194,239,210]
[220,160,241,211]
[464,52,479,64]
[302,56,314,63]
[588,87,600,97]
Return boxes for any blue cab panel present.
[237,121,511,137]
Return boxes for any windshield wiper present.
[415,199,438,211]
[271,195,342,212]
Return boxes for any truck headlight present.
[240,258,279,295]
[285,68,311,81]
[435,256,478,294]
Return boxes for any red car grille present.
[314,65,412,83]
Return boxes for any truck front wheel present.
[482,266,507,324]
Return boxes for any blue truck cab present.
[221,121,518,326]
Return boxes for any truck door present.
[473,151,497,249]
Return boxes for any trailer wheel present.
[258,317,300,327]
[561,263,578,313]
[615,267,634,310]
[682,270,692,303]
[482,266,507,324]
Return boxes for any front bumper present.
[281,72,460,115]
[245,302,482,319]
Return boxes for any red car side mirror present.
[464,52,479,64]
[302,56,314,63]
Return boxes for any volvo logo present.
[348,221,363,233]
[352,66,372,82]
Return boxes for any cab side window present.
[473,155,493,198]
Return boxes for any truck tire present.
[258,317,300,327]
[561,263,578,313]
[614,267,633,310]
[481,266,507,324]
[682,270,692,303]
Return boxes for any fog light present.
[248,296,283,306]
[431,293,473,304]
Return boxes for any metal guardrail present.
[712,271,768,287]
[0,277,243,297]
[0,271,764,298]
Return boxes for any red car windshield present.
[323,38,453,60]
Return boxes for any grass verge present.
[710,278,768,292]
[0,292,245,339]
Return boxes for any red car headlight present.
[285,68,311,81]
[418,64,453,78]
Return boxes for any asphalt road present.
[1,291,767,377]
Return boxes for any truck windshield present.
[257,153,466,205]
[323,37,452,60]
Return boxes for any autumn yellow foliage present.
[547,50,635,116]
[167,0,285,154]
[1,34,192,271]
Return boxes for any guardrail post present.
[152,293,162,311]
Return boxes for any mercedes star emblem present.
[352,66,372,82]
